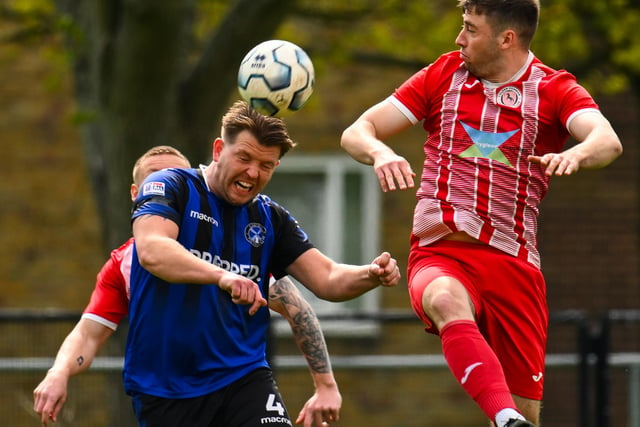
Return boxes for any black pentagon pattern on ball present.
[249,98,279,116]
[288,49,314,112]
[237,39,315,116]
[237,43,292,91]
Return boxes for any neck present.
[486,50,531,84]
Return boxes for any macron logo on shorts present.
[142,182,165,196]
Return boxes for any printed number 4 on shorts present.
[266,393,285,416]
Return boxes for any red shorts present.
[407,239,548,400]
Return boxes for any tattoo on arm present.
[291,309,331,373]
[270,280,331,374]
[76,355,84,366]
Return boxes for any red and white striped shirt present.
[81,238,133,330]
[391,51,599,268]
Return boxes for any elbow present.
[602,137,623,168]
[340,127,353,151]
[612,138,623,159]
[134,244,163,273]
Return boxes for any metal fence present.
[0,309,638,427]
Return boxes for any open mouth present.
[236,180,253,192]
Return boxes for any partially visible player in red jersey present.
[340,1,622,426]
[33,146,342,427]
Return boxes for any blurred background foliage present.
[2,0,639,254]
[0,0,639,303]
[0,1,638,425]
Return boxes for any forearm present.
[269,277,334,374]
[566,112,623,170]
[322,264,378,302]
[287,249,396,302]
[48,322,107,377]
[341,121,392,165]
[135,235,226,284]
[289,306,333,375]
[567,132,622,170]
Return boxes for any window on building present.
[265,154,382,336]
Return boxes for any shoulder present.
[529,57,580,85]
[138,167,197,199]
[110,237,134,262]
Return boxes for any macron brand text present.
[189,210,219,226]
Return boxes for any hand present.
[217,271,268,315]
[373,152,415,192]
[368,251,401,287]
[295,383,341,427]
[528,152,580,177]
[33,371,68,426]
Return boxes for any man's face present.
[211,130,281,205]
[455,10,503,81]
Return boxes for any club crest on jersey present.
[245,223,266,247]
[497,86,522,108]
[142,181,166,196]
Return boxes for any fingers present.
[369,252,401,287]
[248,296,268,316]
[225,275,268,315]
[34,386,63,426]
[375,160,415,192]
[34,396,60,426]
[297,407,339,427]
[528,154,579,177]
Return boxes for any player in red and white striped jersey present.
[341,1,622,426]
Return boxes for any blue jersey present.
[124,167,314,398]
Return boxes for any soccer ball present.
[237,40,315,117]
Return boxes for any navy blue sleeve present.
[131,168,189,225]
[266,199,315,279]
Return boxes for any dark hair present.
[457,0,539,48]
[221,100,296,158]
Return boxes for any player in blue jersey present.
[33,145,343,427]
[127,100,400,427]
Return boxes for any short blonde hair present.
[132,145,191,185]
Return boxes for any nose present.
[245,162,260,179]
[455,29,465,47]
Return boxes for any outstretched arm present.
[33,319,113,426]
[528,111,622,176]
[268,276,341,427]
[287,249,400,302]
[341,100,416,192]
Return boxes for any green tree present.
[2,0,639,253]
[52,0,300,252]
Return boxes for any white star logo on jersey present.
[458,121,520,167]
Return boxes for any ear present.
[212,138,224,161]
[130,183,138,201]
[500,29,516,49]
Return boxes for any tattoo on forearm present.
[76,355,84,366]
[292,310,331,374]
[270,280,332,374]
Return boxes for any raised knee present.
[421,278,474,327]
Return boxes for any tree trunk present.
[55,0,295,254]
